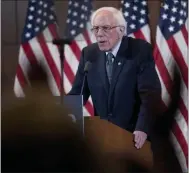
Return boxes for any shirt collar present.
[105,39,122,57]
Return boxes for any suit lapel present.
[110,56,126,93]
[109,37,129,99]
[97,51,109,96]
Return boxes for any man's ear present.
[120,26,125,33]
[118,27,125,37]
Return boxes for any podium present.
[57,95,181,172]
[84,116,153,172]
[59,96,153,171]
[56,95,84,134]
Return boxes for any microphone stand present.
[80,61,91,95]
[80,72,87,95]
[53,38,72,104]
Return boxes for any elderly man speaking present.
[69,7,161,149]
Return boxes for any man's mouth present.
[98,41,106,44]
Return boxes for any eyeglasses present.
[91,25,122,34]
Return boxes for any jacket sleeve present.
[135,42,162,136]
[68,48,90,105]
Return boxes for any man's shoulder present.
[81,43,100,62]
[127,36,152,49]
[83,42,99,52]
[120,37,153,62]
[123,37,152,58]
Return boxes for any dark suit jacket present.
[69,36,161,135]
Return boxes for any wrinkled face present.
[92,11,121,51]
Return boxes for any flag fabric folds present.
[153,0,188,171]
[14,0,61,97]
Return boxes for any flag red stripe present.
[153,47,188,123]
[85,100,94,116]
[172,121,188,166]
[69,41,81,61]
[22,43,38,65]
[16,64,28,88]
[64,60,75,84]
[167,37,188,88]
[37,34,61,93]
[83,30,92,45]
[133,29,146,40]
[181,26,188,45]
[48,24,59,38]
[154,47,175,92]
[178,99,188,123]
[48,24,60,51]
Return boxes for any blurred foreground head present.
[150,65,183,172]
[25,63,52,96]
[2,64,97,172]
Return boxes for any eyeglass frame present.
[90,25,125,34]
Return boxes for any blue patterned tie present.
[106,52,114,84]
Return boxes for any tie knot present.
[107,52,114,63]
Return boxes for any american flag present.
[14,0,62,97]
[63,0,96,117]
[121,0,151,43]
[153,0,188,171]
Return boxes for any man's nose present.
[96,28,105,36]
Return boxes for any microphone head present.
[84,61,92,73]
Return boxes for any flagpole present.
[52,38,72,104]
[60,44,64,104]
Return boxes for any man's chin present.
[98,45,110,52]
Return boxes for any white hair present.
[90,7,127,35]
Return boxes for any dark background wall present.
[2,0,162,105]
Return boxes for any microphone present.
[52,38,72,45]
[80,61,92,95]
[84,61,92,73]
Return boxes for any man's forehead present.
[95,10,114,18]
[93,11,116,24]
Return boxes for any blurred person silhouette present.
[148,65,183,173]
[24,63,52,97]
[2,64,99,172]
